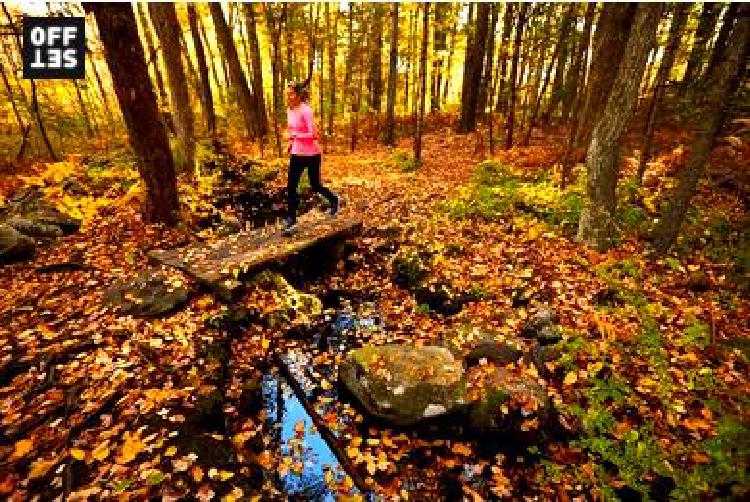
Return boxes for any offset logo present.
[23,16,85,79]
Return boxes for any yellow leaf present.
[165,446,177,457]
[28,459,56,479]
[70,448,86,461]
[92,444,110,462]
[563,371,578,386]
[191,465,204,482]
[116,431,145,464]
[12,439,34,460]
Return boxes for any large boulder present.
[443,326,524,367]
[339,345,467,426]
[466,365,551,435]
[0,224,35,263]
[1,186,81,235]
[105,269,190,317]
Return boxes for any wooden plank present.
[148,213,362,294]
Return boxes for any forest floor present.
[1,125,749,500]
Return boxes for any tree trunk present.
[495,3,515,114]
[442,16,459,105]
[577,3,662,250]
[326,3,337,134]
[0,55,30,158]
[543,5,575,124]
[505,3,529,149]
[197,13,225,106]
[210,2,260,139]
[561,3,596,124]
[135,3,167,108]
[706,3,740,76]
[244,3,268,137]
[264,5,283,156]
[459,2,491,133]
[345,6,354,112]
[187,4,215,137]
[523,15,554,146]
[414,3,430,163]
[149,3,195,170]
[682,3,723,85]
[87,3,179,224]
[367,3,385,113]
[73,80,94,137]
[653,4,749,253]
[637,3,691,184]
[477,4,499,118]
[384,3,399,146]
[89,49,114,126]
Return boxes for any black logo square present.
[23,16,85,79]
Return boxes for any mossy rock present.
[0,224,35,264]
[105,269,190,317]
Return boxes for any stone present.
[520,307,562,345]
[2,186,81,235]
[5,215,63,238]
[0,224,35,264]
[339,345,467,426]
[464,341,523,368]
[466,365,551,435]
[529,344,563,378]
[105,269,190,317]
[248,271,321,326]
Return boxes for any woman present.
[284,80,339,232]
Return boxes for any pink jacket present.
[287,103,321,155]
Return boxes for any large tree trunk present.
[504,3,528,149]
[459,3,490,133]
[414,3,430,163]
[384,3,399,146]
[87,3,179,224]
[149,3,195,170]
[577,3,662,250]
[653,4,749,254]
[187,4,215,137]
[244,3,268,137]
[210,2,260,139]
[637,3,691,184]
[682,3,723,85]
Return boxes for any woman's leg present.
[307,154,338,207]
[287,155,305,222]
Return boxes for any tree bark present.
[577,3,662,250]
[149,3,195,170]
[197,13,225,106]
[135,3,167,108]
[367,3,385,113]
[442,15,459,106]
[87,3,179,225]
[543,5,575,124]
[505,3,529,149]
[326,3,337,134]
[637,3,691,184]
[384,3,399,146]
[477,4,499,118]
[653,4,750,254]
[210,2,260,139]
[706,3,740,76]
[459,2,491,133]
[263,4,283,156]
[495,3,515,114]
[187,4,215,137]
[414,3,430,163]
[682,3,723,85]
[244,3,268,137]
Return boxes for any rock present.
[5,215,63,238]
[464,342,523,368]
[339,345,467,426]
[105,269,190,317]
[466,365,551,435]
[248,271,321,326]
[529,344,563,378]
[520,307,562,345]
[687,270,710,292]
[0,224,35,263]
[391,248,429,289]
[2,186,81,235]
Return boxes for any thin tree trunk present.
[135,3,167,107]
[706,4,740,77]
[637,3,690,185]
[523,17,554,146]
[543,5,575,124]
[367,3,385,113]
[414,3,430,163]
[0,55,30,158]
[198,13,225,106]
[505,3,529,149]
[682,3,723,85]
[74,80,94,137]
[577,3,663,250]
[442,16,458,105]
[654,4,749,253]
[244,3,268,136]
[149,3,195,170]
[210,2,260,139]
[326,3,337,134]
[187,4,216,137]
[86,3,179,224]
[477,4,499,118]
[495,3,514,114]
[384,3,399,146]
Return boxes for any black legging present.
[287,154,338,221]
